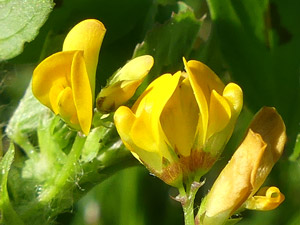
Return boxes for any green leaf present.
[133,2,201,82]
[0,0,54,61]
[5,82,49,158]
[0,143,24,225]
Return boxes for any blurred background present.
[1,0,300,224]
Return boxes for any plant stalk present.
[179,182,202,225]
[38,133,86,202]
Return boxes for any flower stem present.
[39,133,86,202]
[179,182,202,225]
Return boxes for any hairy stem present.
[38,133,86,203]
[179,182,202,225]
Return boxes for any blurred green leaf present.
[134,2,201,82]
[287,211,300,225]
[70,167,146,225]
[207,0,300,152]
[70,166,183,225]
[157,0,177,6]
[0,0,54,61]
[289,133,300,161]
[0,143,24,225]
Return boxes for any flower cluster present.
[32,18,287,225]
[114,58,243,186]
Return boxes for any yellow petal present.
[71,51,93,136]
[114,106,137,152]
[32,51,76,110]
[204,129,267,220]
[130,72,181,162]
[223,83,243,118]
[160,77,199,157]
[97,82,137,113]
[186,59,224,98]
[248,107,287,195]
[49,80,67,114]
[97,55,154,113]
[63,19,106,99]
[204,83,242,155]
[245,186,285,210]
[57,87,80,128]
[183,58,224,146]
[110,55,154,83]
[207,90,231,139]
[114,106,163,172]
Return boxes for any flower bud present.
[96,55,154,113]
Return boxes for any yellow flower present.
[96,55,154,113]
[32,19,106,135]
[201,107,286,225]
[114,59,243,186]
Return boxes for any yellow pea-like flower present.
[114,58,243,186]
[202,107,286,225]
[32,19,106,135]
[96,55,154,113]
[245,186,285,211]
